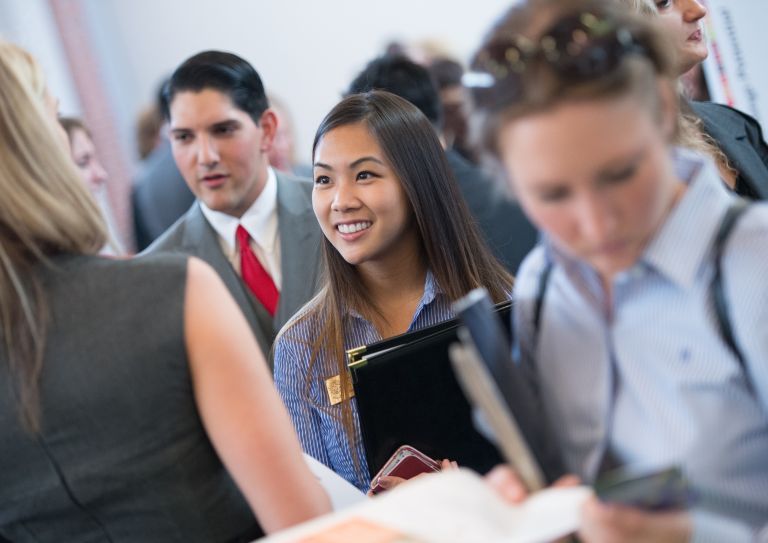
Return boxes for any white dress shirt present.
[199,167,282,290]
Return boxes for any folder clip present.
[346,345,368,370]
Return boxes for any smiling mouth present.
[688,29,702,42]
[337,221,372,234]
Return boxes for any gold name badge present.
[325,374,355,406]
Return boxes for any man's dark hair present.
[161,50,269,124]
[346,55,442,129]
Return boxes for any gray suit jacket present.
[145,171,322,359]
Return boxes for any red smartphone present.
[369,445,441,495]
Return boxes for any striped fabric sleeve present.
[273,329,333,469]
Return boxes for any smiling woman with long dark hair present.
[273,90,512,492]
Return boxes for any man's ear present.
[258,108,278,152]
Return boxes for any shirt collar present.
[544,149,734,291]
[641,149,733,289]
[346,269,442,321]
[199,167,278,252]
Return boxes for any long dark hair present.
[280,90,513,476]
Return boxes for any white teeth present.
[337,221,372,234]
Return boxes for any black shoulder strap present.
[533,202,753,393]
[532,260,553,348]
[710,199,751,384]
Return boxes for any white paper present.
[303,453,366,511]
[260,468,591,543]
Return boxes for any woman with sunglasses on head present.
[273,90,513,493]
[622,0,768,199]
[0,41,330,542]
[470,0,768,540]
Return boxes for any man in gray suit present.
[147,51,321,358]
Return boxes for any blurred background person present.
[0,40,330,541]
[132,79,195,251]
[268,93,312,178]
[135,98,164,161]
[60,116,125,255]
[428,57,477,163]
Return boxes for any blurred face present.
[655,0,708,74]
[498,88,682,283]
[268,109,295,172]
[312,122,414,269]
[69,128,108,192]
[169,88,276,218]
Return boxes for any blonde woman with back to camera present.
[0,41,329,542]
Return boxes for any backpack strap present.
[532,260,553,349]
[710,199,752,388]
[532,200,752,385]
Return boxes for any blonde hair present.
[0,41,107,432]
[0,41,47,102]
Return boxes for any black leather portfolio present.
[346,302,511,478]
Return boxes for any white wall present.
[80,0,513,163]
[702,0,768,125]
[0,0,80,116]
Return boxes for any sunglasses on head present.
[465,12,648,108]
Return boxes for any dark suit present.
[691,101,768,200]
[146,171,322,359]
[446,149,539,274]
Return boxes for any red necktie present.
[236,225,279,316]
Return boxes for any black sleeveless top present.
[0,254,261,542]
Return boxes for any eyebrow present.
[313,156,385,171]
[594,148,646,178]
[170,119,241,133]
[211,119,241,130]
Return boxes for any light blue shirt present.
[514,151,768,542]
[274,271,454,492]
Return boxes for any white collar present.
[199,167,279,252]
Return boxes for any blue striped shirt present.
[274,271,455,492]
[514,150,768,542]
